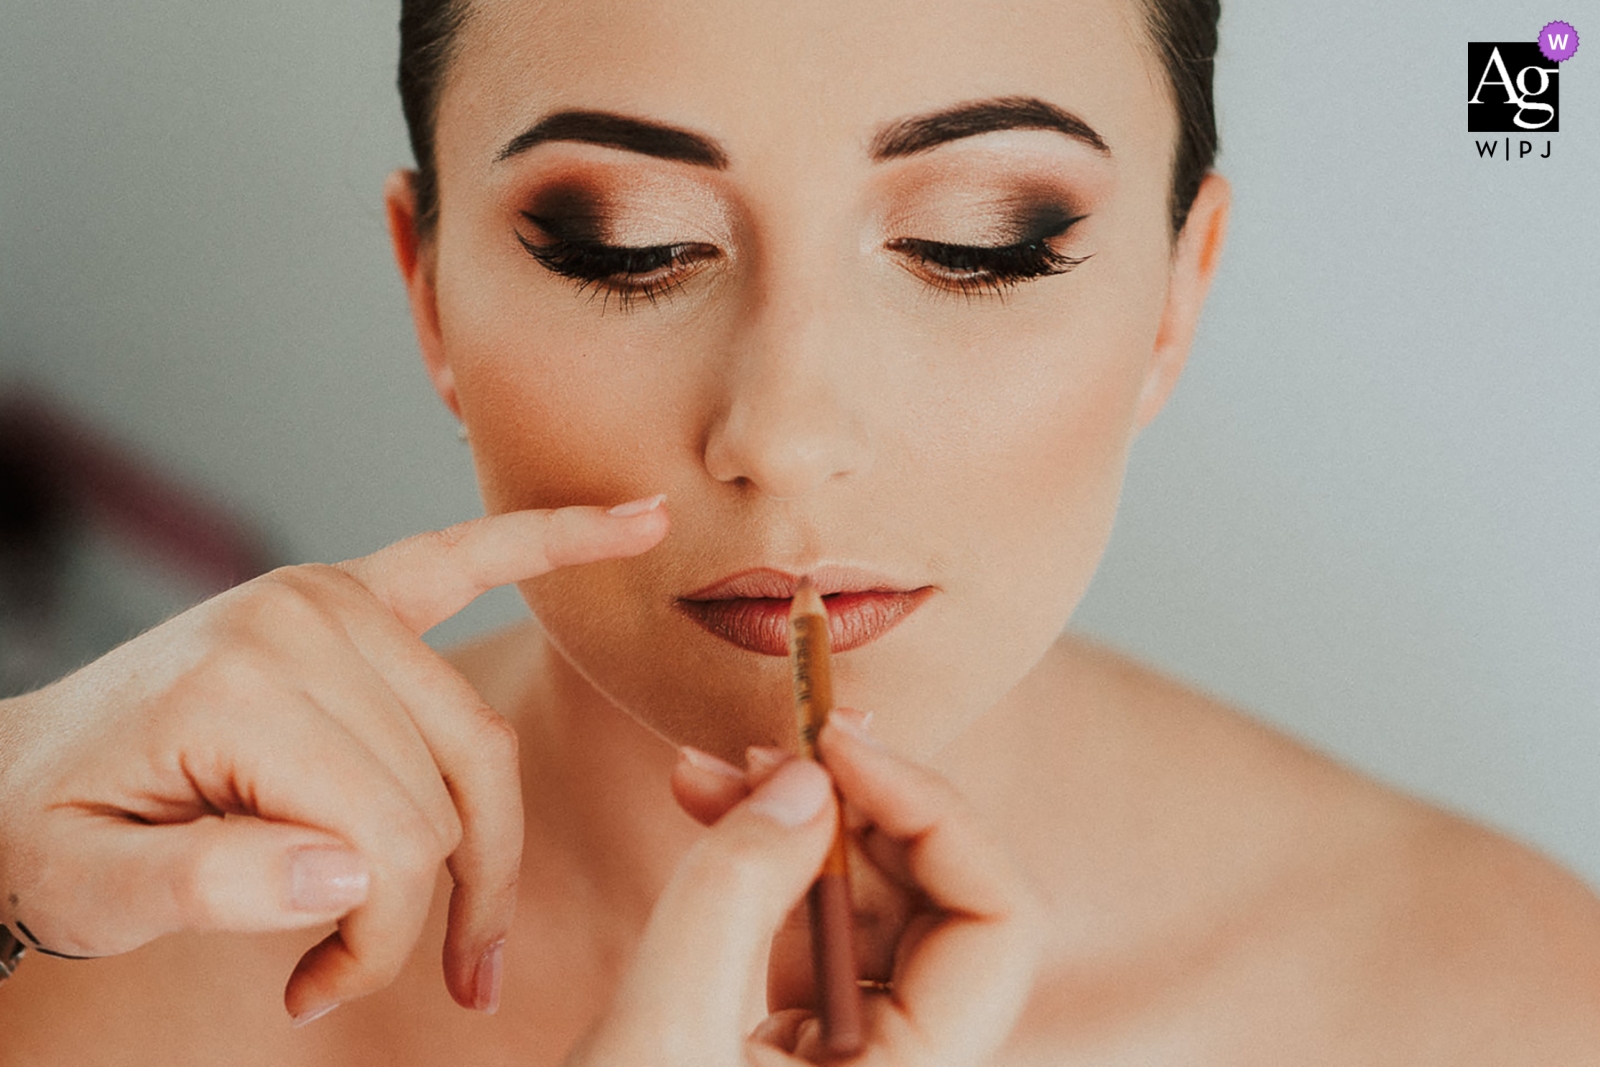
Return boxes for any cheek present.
[439,265,692,513]
[917,284,1160,573]
[896,281,1162,687]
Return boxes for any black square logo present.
[1469,42,1560,132]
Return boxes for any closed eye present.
[887,212,1090,297]
[516,212,720,311]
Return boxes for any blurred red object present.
[0,388,275,597]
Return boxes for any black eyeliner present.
[886,209,1090,295]
[515,209,718,310]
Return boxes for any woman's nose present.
[702,302,873,500]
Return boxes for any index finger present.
[337,496,668,634]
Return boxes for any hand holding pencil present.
[570,702,1046,1065]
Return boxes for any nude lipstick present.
[675,567,932,656]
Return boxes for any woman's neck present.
[502,623,707,939]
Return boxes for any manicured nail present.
[828,709,885,750]
[292,1003,340,1028]
[744,746,790,777]
[679,745,744,781]
[474,942,504,1014]
[748,760,831,828]
[289,847,369,913]
[832,706,873,729]
[607,494,667,517]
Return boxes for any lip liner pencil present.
[788,577,865,1058]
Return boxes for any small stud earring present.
[456,423,470,443]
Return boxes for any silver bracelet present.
[0,924,24,981]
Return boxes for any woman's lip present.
[682,566,913,601]
[674,587,934,656]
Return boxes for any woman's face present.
[393,0,1225,761]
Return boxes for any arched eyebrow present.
[869,96,1110,160]
[496,110,730,168]
[494,96,1108,169]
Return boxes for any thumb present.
[24,815,369,957]
[593,759,836,1060]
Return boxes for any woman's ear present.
[1134,171,1231,429]
[384,169,460,419]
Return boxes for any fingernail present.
[828,710,885,750]
[748,760,831,828]
[679,745,744,781]
[832,706,873,730]
[474,941,504,1014]
[291,1003,340,1028]
[289,847,369,913]
[607,493,666,517]
[745,745,790,777]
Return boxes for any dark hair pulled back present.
[396,0,472,238]
[396,0,1219,239]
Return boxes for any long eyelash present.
[516,215,715,312]
[887,219,1091,298]
[515,214,1089,309]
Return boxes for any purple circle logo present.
[1539,21,1579,62]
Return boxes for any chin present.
[537,583,1055,766]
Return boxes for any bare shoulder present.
[1375,807,1600,1045]
[1006,636,1600,1063]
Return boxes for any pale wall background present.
[3,2,1597,881]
